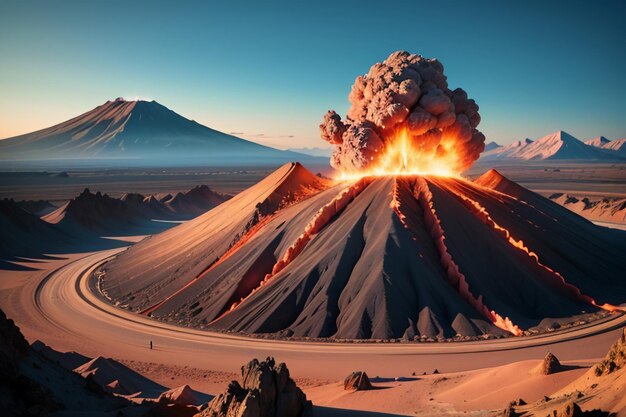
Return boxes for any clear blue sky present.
[0,0,624,148]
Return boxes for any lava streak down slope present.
[98,164,626,340]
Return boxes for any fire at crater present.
[320,51,485,177]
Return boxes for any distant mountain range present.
[483,141,501,152]
[584,136,611,148]
[481,131,625,162]
[599,138,626,154]
[0,98,315,167]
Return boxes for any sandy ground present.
[109,356,591,416]
[0,240,624,416]
[306,360,591,416]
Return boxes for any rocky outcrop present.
[501,399,609,417]
[594,328,626,376]
[0,308,59,415]
[343,371,373,391]
[538,352,563,375]
[198,357,311,417]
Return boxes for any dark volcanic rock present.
[0,308,29,380]
[343,371,373,391]
[0,308,59,415]
[199,357,311,417]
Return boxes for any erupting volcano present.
[320,51,485,178]
[97,52,626,340]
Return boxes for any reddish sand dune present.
[99,165,626,340]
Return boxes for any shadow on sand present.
[0,220,177,271]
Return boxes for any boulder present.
[198,357,311,417]
[343,371,373,391]
[537,352,563,375]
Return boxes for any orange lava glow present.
[218,178,372,318]
[337,129,461,180]
[412,178,523,336]
[453,189,624,314]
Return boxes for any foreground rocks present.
[0,308,199,417]
[198,357,311,417]
[0,309,59,415]
[0,309,29,380]
[503,399,605,417]
[502,330,626,416]
[594,328,626,376]
[343,371,373,391]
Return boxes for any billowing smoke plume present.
[320,51,485,173]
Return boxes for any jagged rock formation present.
[198,357,311,417]
[343,371,373,391]
[594,328,626,376]
[43,188,149,233]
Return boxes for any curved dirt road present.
[9,247,626,380]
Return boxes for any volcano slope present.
[98,164,626,340]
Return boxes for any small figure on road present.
[149,340,153,350]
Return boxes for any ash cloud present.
[320,51,485,172]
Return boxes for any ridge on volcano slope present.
[42,185,231,235]
[0,98,309,166]
[98,163,626,340]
